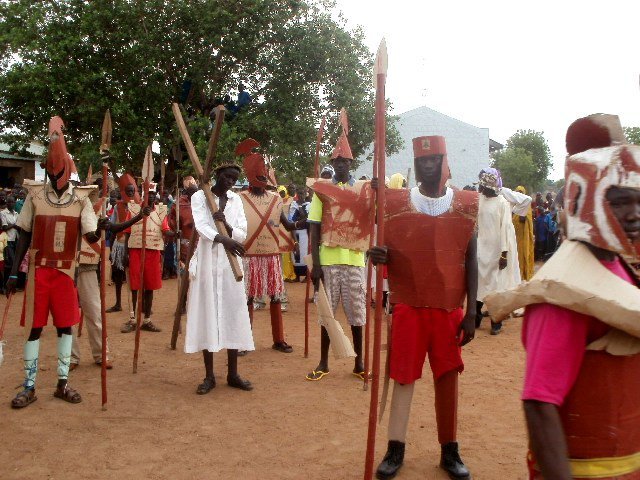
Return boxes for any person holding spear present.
[369,136,477,480]
[7,116,104,408]
[305,109,375,381]
[120,182,169,334]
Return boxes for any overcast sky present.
[333,0,640,179]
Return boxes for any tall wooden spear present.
[171,103,243,281]
[132,144,153,373]
[363,136,378,391]
[304,116,326,358]
[364,38,388,480]
[99,110,112,407]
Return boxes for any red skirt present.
[128,248,162,291]
[21,267,80,328]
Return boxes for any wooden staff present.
[304,116,326,358]
[171,103,243,281]
[364,38,388,480]
[99,109,112,408]
[133,145,153,373]
[363,146,378,391]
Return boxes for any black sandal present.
[11,388,37,409]
[196,376,216,395]
[227,375,253,391]
[53,384,82,404]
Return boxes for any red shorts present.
[128,248,162,291]
[21,267,80,328]
[390,304,464,384]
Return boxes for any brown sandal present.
[54,384,82,404]
[11,388,37,409]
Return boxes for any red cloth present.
[21,267,80,328]
[390,303,464,384]
[522,257,633,406]
[128,248,162,290]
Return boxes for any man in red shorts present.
[7,116,104,408]
[485,114,640,480]
[369,136,478,479]
[121,185,169,333]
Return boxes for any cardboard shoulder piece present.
[483,240,640,354]
[312,178,375,253]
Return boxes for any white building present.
[354,106,495,189]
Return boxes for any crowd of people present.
[3,111,640,480]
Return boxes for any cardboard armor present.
[127,202,167,250]
[240,190,283,256]
[312,179,374,253]
[78,196,104,265]
[384,188,478,309]
[24,181,97,279]
[279,197,295,253]
[169,194,196,262]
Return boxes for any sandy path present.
[0,278,528,479]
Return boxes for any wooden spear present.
[171,103,243,281]
[132,144,153,373]
[364,38,388,480]
[99,109,112,407]
[304,116,326,358]
[363,133,379,391]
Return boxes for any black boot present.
[375,440,405,480]
[440,442,470,479]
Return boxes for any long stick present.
[171,228,198,350]
[100,160,109,408]
[133,146,153,373]
[0,293,13,366]
[364,38,388,480]
[363,121,380,391]
[305,117,326,358]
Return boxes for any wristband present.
[9,275,17,279]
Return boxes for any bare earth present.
[0,278,528,480]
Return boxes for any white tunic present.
[477,194,521,301]
[184,189,255,353]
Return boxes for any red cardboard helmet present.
[117,173,140,203]
[46,116,77,190]
[412,135,450,193]
[331,108,353,161]
[236,138,274,188]
[564,113,640,258]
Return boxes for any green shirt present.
[308,190,365,267]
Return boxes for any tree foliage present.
[624,126,640,145]
[491,129,552,191]
[0,0,401,187]
[491,147,537,191]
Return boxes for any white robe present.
[477,194,521,301]
[184,190,255,353]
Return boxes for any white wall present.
[354,106,491,188]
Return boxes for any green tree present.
[0,0,401,187]
[624,126,640,145]
[501,130,552,191]
[491,147,537,192]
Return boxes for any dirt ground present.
[0,278,528,480]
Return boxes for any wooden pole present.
[305,117,326,358]
[170,228,198,350]
[364,38,388,480]
[99,109,111,408]
[133,145,153,373]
